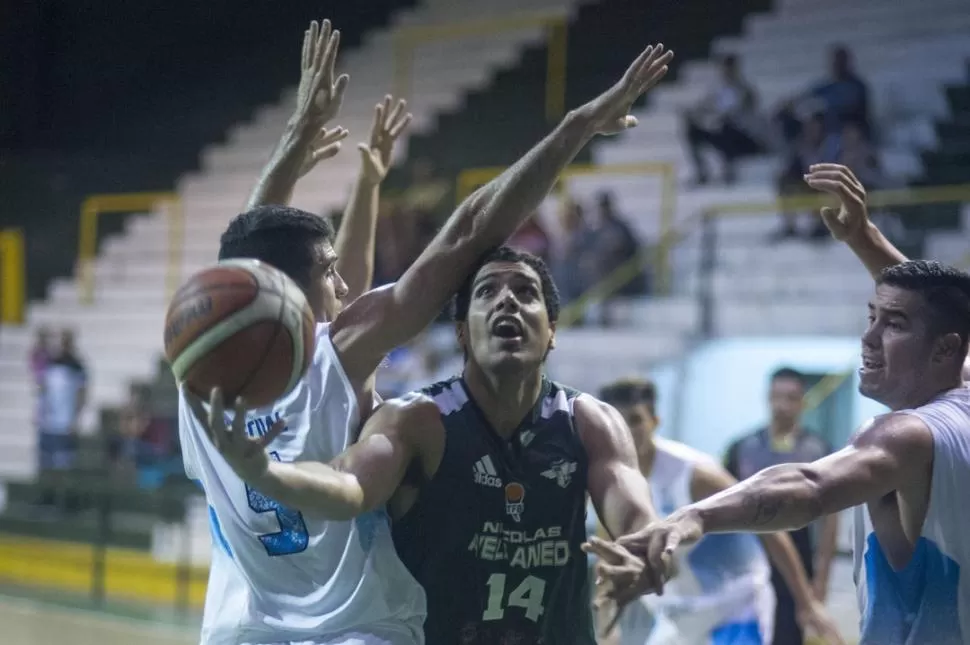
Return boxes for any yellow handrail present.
[393,12,569,122]
[78,192,184,305]
[0,228,26,324]
[565,182,970,323]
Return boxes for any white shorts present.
[245,635,402,645]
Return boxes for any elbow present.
[746,463,824,530]
[776,463,826,528]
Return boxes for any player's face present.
[768,377,804,426]
[461,260,555,373]
[616,403,658,451]
[305,241,348,322]
[860,284,939,409]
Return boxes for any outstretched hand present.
[185,387,285,482]
[359,95,413,185]
[579,43,674,136]
[803,163,870,241]
[290,19,351,169]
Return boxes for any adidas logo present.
[473,455,503,488]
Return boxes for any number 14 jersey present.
[392,377,595,645]
[179,322,426,645]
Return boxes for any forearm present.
[814,513,840,589]
[246,123,314,210]
[453,110,594,256]
[689,463,823,534]
[254,460,365,521]
[334,171,380,300]
[846,222,908,279]
[759,532,815,610]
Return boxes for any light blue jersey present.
[180,323,426,645]
[588,439,774,645]
[853,386,970,645]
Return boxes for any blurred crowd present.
[372,159,650,327]
[683,44,891,241]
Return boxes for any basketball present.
[163,258,316,408]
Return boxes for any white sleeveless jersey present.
[179,323,426,645]
[614,439,774,645]
[852,386,970,645]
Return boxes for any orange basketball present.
[163,259,316,408]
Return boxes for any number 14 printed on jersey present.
[483,574,547,622]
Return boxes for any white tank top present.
[852,386,970,645]
[588,439,773,645]
[179,323,426,645]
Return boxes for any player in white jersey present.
[181,19,677,645]
[589,378,838,645]
[586,165,970,645]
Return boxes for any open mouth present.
[492,316,524,340]
[861,356,884,371]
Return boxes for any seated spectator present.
[684,55,765,184]
[114,384,179,489]
[838,121,886,189]
[508,213,550,262]
[772,113,840,241]
[552,197,595,305]
[587,192,649,326]
[778,45,871,144]
[30,326,51,387]
[37,329,87,472]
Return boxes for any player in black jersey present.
[200,44,677,645]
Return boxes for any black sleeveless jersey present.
[392,376,595,645]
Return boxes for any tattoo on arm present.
[743,492,785,526]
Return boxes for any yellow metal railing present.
[394,12,568,122]
[563,182,970,326]
[79,192,184,305]
[0,228,26,324]
[458,161,676,319]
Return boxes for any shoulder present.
[726,429,762,453]
[851,412,934,464]
[369,391,442,428]
[572,394,635,458]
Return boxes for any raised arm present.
[804,163,908,278]
[330,44,674,385]
[188,389,438,520]
[246,19,350,210]
[334,96,412,301]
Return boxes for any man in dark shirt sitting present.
[724,367,839,645]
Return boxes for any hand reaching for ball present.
[185,387,285,482]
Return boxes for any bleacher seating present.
[0,0,592,483]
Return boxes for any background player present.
[184,26,675,645]
[724,367,839,645]
[594,377,841,645]
[588,167,970,645]
[196,245,670,645]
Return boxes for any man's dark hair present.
[877,260,970,355]
[770,366,805,385]
[600,377,657,416]
[452,246,561,323]
[218,205,335,287]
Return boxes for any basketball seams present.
[170,294,284,383]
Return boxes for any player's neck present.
[463,363,544,439]
[769,420,799,440]
[637,441,657,476]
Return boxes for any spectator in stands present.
[778,45,871,144]
[683,55,764,185]
[724,367,839,645]
[29,326,51,386]
[588,192,648,309]
[507,213,550,262]
[772,113,840,241]
[37,329,87,471]
[115,383,178,489]
[553,197,595,305]
[838,121,886,189]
